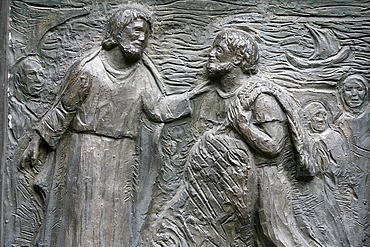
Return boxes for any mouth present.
[31,84,43,91]
[133,41,144,47]
[349,97,360,101]
[208,56,216,62]
[348,98,362,104]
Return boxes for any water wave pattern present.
[10,0,370,95]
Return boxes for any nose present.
[349,89,360,98]
[209,48,216,58]
[35,72,41,81]
[138,31,146,42]
[317,116,325,122]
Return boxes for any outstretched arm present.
[143,81,210,123]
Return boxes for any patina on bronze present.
[1,0,369,246]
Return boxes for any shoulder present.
[66,48,102,76]
[79,49,104,74]
[253,93,286,123]
[254,93,279,107]
[325,128,344,140]
[138,60,154,79]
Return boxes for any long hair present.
[101,5,152,50]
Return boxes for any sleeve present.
[36,63,92,149]
[253,93,286,124]
[141,68,192,122]
[143,92,192,122]
[234,93,289,157]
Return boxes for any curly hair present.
[214,29,259,75]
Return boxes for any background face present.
[8,0,369,103]
[4,1,370,247]
[310,107,328,133]
[343,79,366,109]
[20,59,45,97]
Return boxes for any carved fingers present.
[18,133,42,169]
[228,100,252,130]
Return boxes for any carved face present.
[19,59,45,97]
[309,105,328,133]
[207,38,234,78]
[342,79,366,109]
[116,18,149,62]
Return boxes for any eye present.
[27,71,37,77]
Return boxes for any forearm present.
[237,121,286,157]
[144,93,192,122]
[36,101,76,149]
[37,66,91,148]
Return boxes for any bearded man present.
[21,5,205,247]
[146,29,318,247]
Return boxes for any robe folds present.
[34,49,191,247]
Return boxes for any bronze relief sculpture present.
[2,1,369,246]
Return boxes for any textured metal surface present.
[0,1,9,246]
[2,0,370,246]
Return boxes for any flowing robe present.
[145,85,257,246]
[336,106,370,246]
[34,49,191,247]
[5,84,53,246]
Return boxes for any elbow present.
[263,145,280,158]
[145,111,164,123]
[259,139,285,158]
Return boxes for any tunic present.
[34,49,191,247]
[148,77,316,247]
[234,80,323,246]
[336,106,370,246]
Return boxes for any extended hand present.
[228,100,252,127]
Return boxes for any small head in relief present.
[207,29,259,78]
[12,55,46,100]
[338,74,368,114]
[304,101,329,133]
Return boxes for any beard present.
[119,43,144,62]
[206,61,234,79]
